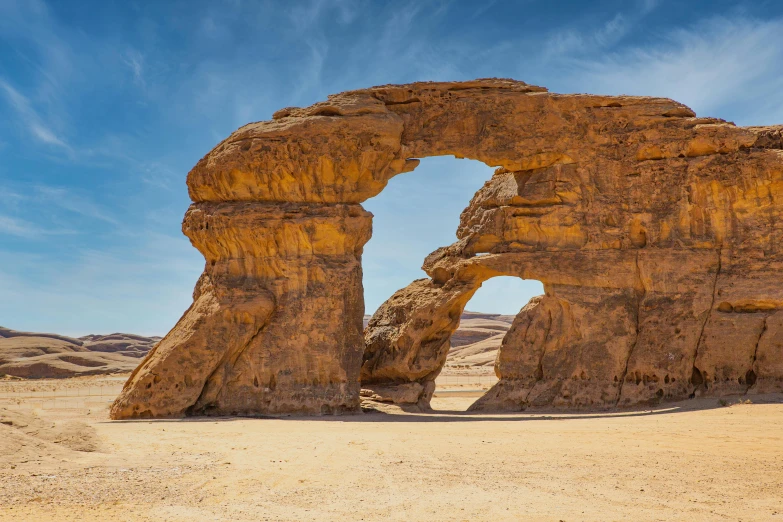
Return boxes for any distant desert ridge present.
[2,310,508,379]
[0,327,160,379]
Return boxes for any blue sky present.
[1,0,783,336]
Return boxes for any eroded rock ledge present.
[111,79,783,418]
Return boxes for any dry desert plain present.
[1,372,782,521]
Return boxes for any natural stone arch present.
[360,269,545,410]
[110,79,783,419]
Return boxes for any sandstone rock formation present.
[111,79,783,418]
[0,327,159,379]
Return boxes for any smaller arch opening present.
[431,276,545,412]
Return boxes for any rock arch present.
[111,79,783,419]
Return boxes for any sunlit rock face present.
[111,79,783,418]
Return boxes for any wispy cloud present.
[33,185,120,225]
[639,0,661,14]
[0,215,43,238]
[0,0,77,141]
[288,0,359,32]
[536,0,661,63]
[139,162,181,191]
[0,214,74,238]
[0,0,157,163]
[28,121,68,147]
[0,78,71,151]
[542,6,650,60]
[0,232,202,336]
[123,49,145,89]
[0,183,121,240]
[472,0,499,19]
[328,1,464,89]
[562,16,783,124]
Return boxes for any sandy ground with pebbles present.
[1,374,783,521]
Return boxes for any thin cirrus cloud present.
[0,234,203,336]
[557,16,783,124]
[0,79,71,151]
[123,50,145,89]
[0,0,79,152]
[542,13,632,59]
[0,183,120,230]
[0,214,74,238]
[31,185,120,225]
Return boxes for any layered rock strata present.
[112,79,783,418]
[111,203,370,418]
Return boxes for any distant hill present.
[445,311,514,368]
[0,327,159,379]
[3,310,512,379]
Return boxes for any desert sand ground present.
[1,374,782,522]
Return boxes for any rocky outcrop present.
[363,97,783,410]
[111,79,783,418]
[111,204,370,418]
[361,278,482,408]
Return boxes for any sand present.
[1,374,782,521]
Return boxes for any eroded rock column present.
[111,203,372,417]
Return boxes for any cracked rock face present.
[111,78,783,418]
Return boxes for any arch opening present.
[359,155,548,413]
[432,276,544,412]
[361,155,495,315]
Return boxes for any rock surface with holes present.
[111,79,783,418]
[111,204,370,418]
